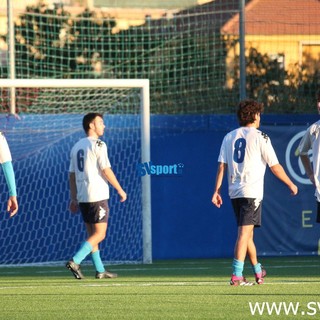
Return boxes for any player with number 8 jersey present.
[219,126,278,199]
[211,99,298,286]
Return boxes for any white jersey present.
[69,137,111,203]
[298,120,320,201]
[218,127,279,199]
[0,132,12,164]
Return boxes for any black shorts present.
[317,201,320,223]
[231,198,262,227]
[79,200,109,224]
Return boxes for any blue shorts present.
[79,200,109,224]
[231,198,262,227]
[317,201,320,223]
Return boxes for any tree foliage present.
[232,47,319,113]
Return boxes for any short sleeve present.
[217,136,227,164]
[0,132,12,164]
[259,132,279,167]
[298,127,312,155]
[96,140,111,169]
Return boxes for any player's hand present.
[212,192,223,208]
[118,190,127,202]
[289,183,298,196]
[7,196,18,217]
[69,199,79,213]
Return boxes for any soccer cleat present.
[230,275,254,286]
[95,270,118,279]
[255,265,267,285]
[66,260,85,279]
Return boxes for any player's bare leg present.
[234,225,254,262]
[86,222,107,248]
[247,229,257,266]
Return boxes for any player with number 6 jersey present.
[69,137,111,203]
[66,113,127,280]
[211,99,298,286]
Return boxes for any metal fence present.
[0,0,319,114]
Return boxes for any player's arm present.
[0,133,18,217]
[212,162,227,208]
[299,154,315,185]
[269,163,298,195]
[102,167,127,202]
[69,172,79,213]
[297,130,314,184]
[2,161,18,216]
[2,161,18,217]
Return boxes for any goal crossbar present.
[0,79,149,89]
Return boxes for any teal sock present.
[232,258,244,277]
[73,241,93,265]
[252,263,262,274]
[91,250,105,273]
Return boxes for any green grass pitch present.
[0,257,319,319]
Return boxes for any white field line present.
[0,259,318,268]
[0,264,319,275]
[0,280,319,290]
[0,266,210,275]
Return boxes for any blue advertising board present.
[151,114,320,259]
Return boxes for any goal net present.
[0,79,151,265]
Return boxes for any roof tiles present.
[222,0,320,35]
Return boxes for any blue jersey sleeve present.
[1,161,17,196]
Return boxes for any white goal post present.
[0,78,152,265]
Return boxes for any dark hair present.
[317,89,320,102]
[237,99,264,126]
[82,113,103,134]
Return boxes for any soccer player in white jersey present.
[0,132,18,217]
[212,99,298,286]
[66,113,127,279]
[298,90,320,224]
